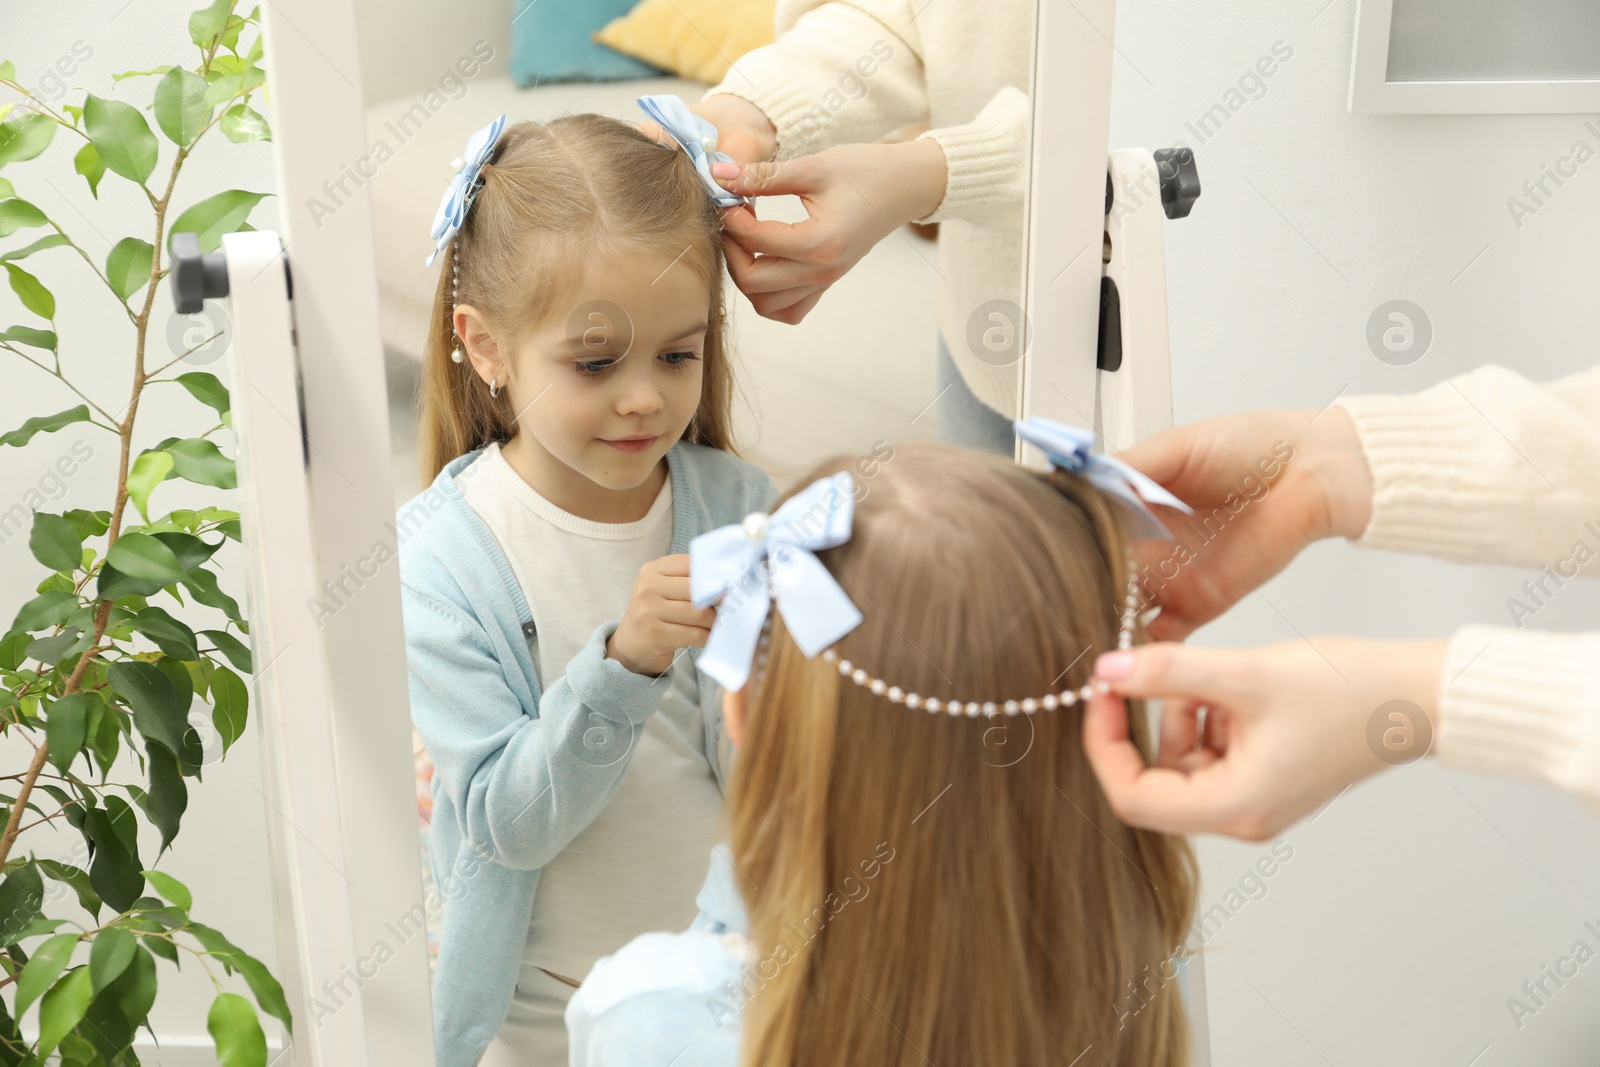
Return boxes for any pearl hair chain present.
[750,549,1142,719]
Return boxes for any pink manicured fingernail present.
[1094,651,1135,680]
[710,161,740,179]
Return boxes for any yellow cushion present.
[595,0,776,85]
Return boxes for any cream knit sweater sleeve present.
[704,0,1031,226]
[1334,364,1600,813]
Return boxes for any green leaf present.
[200,628,251,673]
[84,93,158,184]
[0,196,47,237]
[174,371,230,417]
[152,530,220,572]
[0,405,89,447]
[146,735,187,858]
[131,606,199,659]
[0,629,31,670]
[88,926,135,993]
[0,111,55,167]
[0,61,13,82]
[209,664,248,755]
[153,67,212,147]
[63,509,111,541]
[14,932,77,1021]
[37,965,93,1060]
[107,660,189,758]
[84,801,143,912]
[168,189,269,253]
[0,232,70,263]
[4,260,55,318]
[73,141,105,199]
[220,103,270,143]
[110,67,176,83]
[106,531,186,585]
[204,65,266,109]
[181,566,242,623]
[105,236,154,301]
[126,449,174,523]
[208,990,267,1067]
[109,943,158,1033]
[0,862,44,942]
[0,324,57,349]
[166,437,236,488]
[140,868,191,911]
[232,952,292,1033]
[37,859,101,920]
[10,589,77,633]
[190,0,233,47]
[46,692,96,773]
[24,625,89,667]
[29,512,83,572]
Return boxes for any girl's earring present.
[489,375,499,399]
[450,343,464,363]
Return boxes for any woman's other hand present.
[1126,406,1375,641]
[637,94,778,165]
[1083,638,1448,840]
[711,138,948,324]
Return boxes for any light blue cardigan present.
[395,439,777,1067]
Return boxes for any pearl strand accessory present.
[750,550,1141,719]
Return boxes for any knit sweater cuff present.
[1333,387,1501,558]
[914,86,1031,225]
[565,619,675,725]
[704,64,839,160]
[1438,625,1600,815]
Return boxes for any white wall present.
[1108,2,1600,1064]
[1,3,283,1060]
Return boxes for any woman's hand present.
[711,138,948,324]
[636,94,778,165]
[1125,406,1375,641]
[606,554,716,676]
[1082,637,1448,840]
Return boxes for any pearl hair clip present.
[747,549,1140,719]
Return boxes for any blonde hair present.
[417,113,741,484]
[728,442,1197,1067]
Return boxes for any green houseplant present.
[0,1,290,1062]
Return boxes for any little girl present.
[567,433,1201,1066]
[396,103,776,1067]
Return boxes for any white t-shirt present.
[455,441,725,984]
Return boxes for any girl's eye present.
[575,352,700,378]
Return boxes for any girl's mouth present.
[602,435,658,453]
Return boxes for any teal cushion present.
[509,0,666,85]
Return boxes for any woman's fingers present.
[1081,689,1235,836]
[1155,698,1206,769]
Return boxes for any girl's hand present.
[711,138,949,325]
[1082,637,1448,841]
[1123,406,1374,641]
[606,554,717,677]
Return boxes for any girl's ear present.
[722,684,747,750]
[454,303,502,382]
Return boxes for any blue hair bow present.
[689,471,864,691]
[637,95,749,210]
[425,113,507,268]
[1013,417,1192,540]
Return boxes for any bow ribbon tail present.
[699,580,771,692]
[769,543,864,656]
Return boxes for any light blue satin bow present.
[425,113,507,268]
[637,95,749,209]
[1013,417,1192,540]
[689,471,864,691]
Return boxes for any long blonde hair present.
[728,443,1198,1067]
[417,113,741,484]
